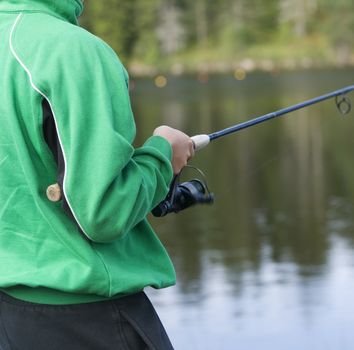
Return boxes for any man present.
[0,0,193,349]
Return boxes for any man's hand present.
[153,125,194,174]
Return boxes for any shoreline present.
[128,58,354,78]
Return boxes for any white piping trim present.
[9,13,93,241]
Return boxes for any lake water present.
[131,68,354,350]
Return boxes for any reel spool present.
[152,166,214,217]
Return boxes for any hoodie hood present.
[0,0,83,24]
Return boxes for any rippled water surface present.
[131,69,354,350]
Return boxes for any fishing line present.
[214,107,333,202]
[212,99,352,203]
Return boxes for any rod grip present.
[191,134,210,151]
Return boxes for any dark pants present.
[0,291,174,350]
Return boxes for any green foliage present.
[316,0,354,63]
[82,0,161,62]
[80,0,354,73]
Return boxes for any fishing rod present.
[152,85,354,217]
[190,84,354,151]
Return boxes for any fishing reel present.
[152,166,214,217]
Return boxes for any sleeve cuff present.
[143,135,173,162]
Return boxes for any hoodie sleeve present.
[13,21,173,243]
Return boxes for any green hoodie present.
[0,0,176,304]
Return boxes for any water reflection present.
[131,69,354,349]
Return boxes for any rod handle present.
[191,134,210,151]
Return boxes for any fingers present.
[153,125,195,174]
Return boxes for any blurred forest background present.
[80,0,354,76]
